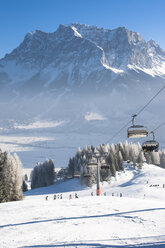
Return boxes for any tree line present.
[68,142,165,186]
[1,141,165,203]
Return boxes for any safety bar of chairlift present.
[128,132,148,138]
[131,114,137,126]
[142,142,159,147]
[101,166,110,169]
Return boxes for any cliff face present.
[0,23,165,93]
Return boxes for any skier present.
[91,192,93,196]
[60,194,62,199]
[104,192,106,196]
[69,194,72,199]
[45,196,48,200]
[75,193,78,199]
[53,194,56,200]
[120,193,122,197]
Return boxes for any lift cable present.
[20,86,165,151]
[151,121,165,133]
[136,85,165,116]
[105,85,165,144]
[105,120,132,144]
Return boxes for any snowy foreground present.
[1,164,165,248]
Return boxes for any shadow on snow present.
[20,239,165,248]
[1,208,165,229]
[119,169,144,187]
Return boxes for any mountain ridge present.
[0,23,165,93]
[0,24,165,126]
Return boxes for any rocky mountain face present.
[0,24,165,124]
[0,24,165,94]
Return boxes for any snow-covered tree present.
[106,153,116,177]
[117,151,124,170]
[137,151,146,163]
[0,150,23,203]
[151,151,160,165]
[31,159,55,189]
[160,150,165,168]
[22,180,28,192]
[144,152,152,164]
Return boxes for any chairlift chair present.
[73,173,80,178]
[87,162,98,167]
[101,164,110,169]
[83,173,91,178]
[66,175,73,179]
[127,115,148,138]
[142,131,159,152]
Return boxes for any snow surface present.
[71,26,83,38]
[102,63,124,74]
[1,164,165,248]
[127,63,165,78]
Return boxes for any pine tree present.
[12,153,23,201]
[22,180,28,192]
[160,150,165,168]
[0,151,23,203]
[31,159,55,189]
[137,151,146,163]
[137,151,146,169]
[123,141,129,161]
[144,152,152,164]
[106,153,116,177]
[151,152,160,165]
[117,151,124,170]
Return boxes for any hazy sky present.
[0,0,165,58]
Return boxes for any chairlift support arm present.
[132,114,137,126]
[150,131,155,141]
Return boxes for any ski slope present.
[0,164,165,248]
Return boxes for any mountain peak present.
[25,29,47,39]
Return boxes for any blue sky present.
[0,0,165,58]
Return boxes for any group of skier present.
[45,193,79,200]
[46,191,113,200]
[91,192,123,197]
[45,192,126,200]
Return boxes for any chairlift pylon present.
[127,114,148,138]
[142,131,159,152]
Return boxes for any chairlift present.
[142,131,159,152]
[127,115,148,138]
[66,175,73,179]
[87,162,98,167]
[73,173,80,178]
[83,173,91,178]
[101,164,110,169]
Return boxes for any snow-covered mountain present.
[0,24,165,166]
[0,23,165,94]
